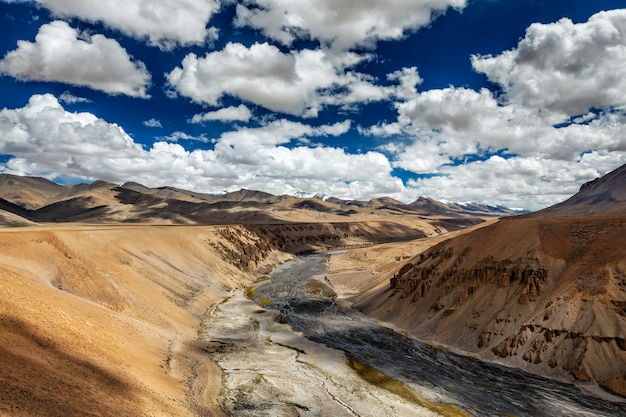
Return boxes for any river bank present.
[198,291,444,416]
[245,252,624,417]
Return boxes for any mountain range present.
[0,173,521,227]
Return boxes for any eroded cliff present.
[354,216,626,398]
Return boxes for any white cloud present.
[472,9,626,123]
[162,131,209,143]
[191,104,253,123]
[214,119,351,151]
[0,20,151,97]
[31,0,221,49]
[404,152,626,211]
[378,8,626,208]
[205,119,403,196]
[167,42,315,115]
[356,12,626,209]
[0,94,402,200]
[59,91,91,104]
[2,93,623,211]
[364,85,626,209]
[387,67,422,100]
[167,42,395,117]
[143,118,162,128]
[0,94,145,180]
[386,87,602,169]
[235,0,467,51]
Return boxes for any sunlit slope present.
[352,163,626,398]
[0,225,288,416]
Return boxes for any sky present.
[1,1,625,211]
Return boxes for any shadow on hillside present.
[0,314,138,417]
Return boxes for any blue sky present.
[1,0,625,210]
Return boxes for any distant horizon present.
[0,171,538,212]
[1,1,625,211]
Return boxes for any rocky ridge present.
[0,174,511,227]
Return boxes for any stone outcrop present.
[354,216,626,399]
[209,225,278,272]
[390,245,548,309]
[250,222,427,255]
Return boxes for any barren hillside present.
[345,163,626,399]
[0,224,294,416]
[0,174,499,227]
[0,216,452,415]
[0,174,545,415]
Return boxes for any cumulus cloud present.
[143,118,162,128]
[387,67,422,100]
[208,119,404,197]
[0,94,402,200]
[162,131,210,143]
[30,0,221,49]
[191,104,253,123]
[235,0,466,50]
[365,85,626,209]
[362,83,626,210]
[352,10,626,209]
[404,151,626,211]
[167,42,395,117]
[472,9,626,123]
[0,20,151,97]
[0,94,145,180]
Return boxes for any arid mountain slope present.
[350,163,626,399]
[533,162,626,217]
[0,224,302,417]
[410,196,526,217]
[0,174,69,209]
[0,174,492,227]
[0,174,528,414]
[0,213,458,416]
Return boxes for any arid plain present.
[1,167,625,415]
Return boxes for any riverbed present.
[205,252,625,416]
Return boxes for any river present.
[251,252,625,417]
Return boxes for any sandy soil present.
[0,224,287,417]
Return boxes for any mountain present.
[0,175,511,415]
[1,170,623,415]
[121,182,281,206]
[410,196,527,217]
[531,163,626,217]
[351,163,626,398]
[0,174,78,209]
[0,175,508,229]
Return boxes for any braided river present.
[204,252,625,416]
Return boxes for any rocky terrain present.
[342,164,626,400]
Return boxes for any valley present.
[1,168,626,416]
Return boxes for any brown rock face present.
[391,250,548,307]
[355,215,626,398]
[600,376,626,398]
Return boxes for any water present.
[253,252,626,417]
